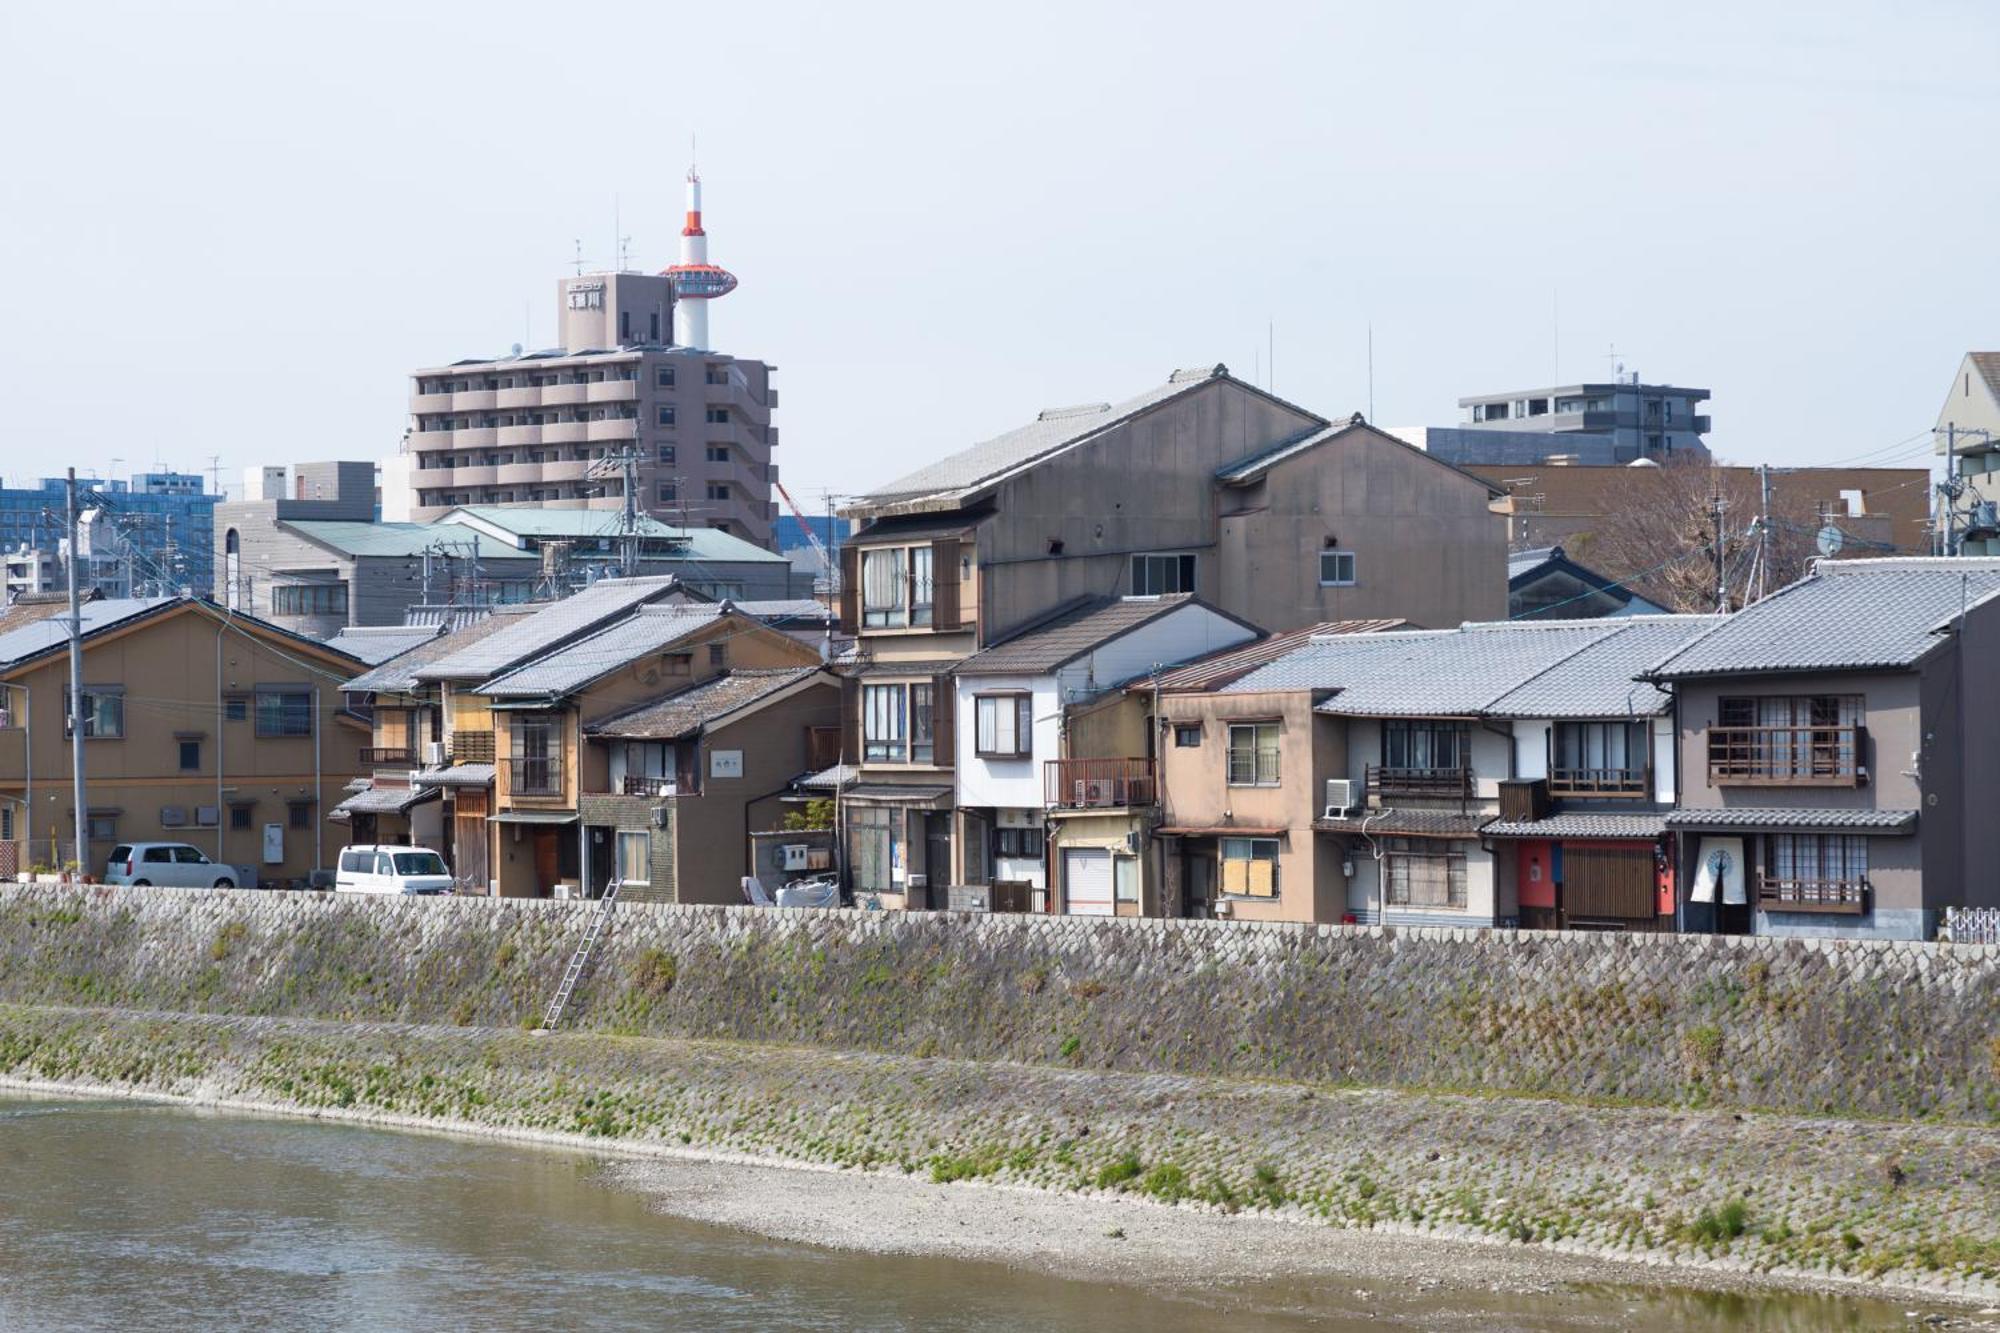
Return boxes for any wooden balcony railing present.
[1548,766,1649,798]
[1758,875,1868,915]
[452,730,495,764]
[1707,725,1864,786]
[1367,765,1472,801]
[359,746,414,766]
[508,754,564,796]
[1044,757,1156,809]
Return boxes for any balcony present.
[542,421,586,445]
[497,386,540,410]
[586,380,638,404]
[497,424,542,448]
[586,417,638,442]
[1548,767,1649,798]
[1367,765,1472,801]
[446,465,498,488]
[360,746,414,766]
[1044,757,1155,809]
[1706,725,1865,787]
[543,382,587,407]
[508,753,564,797]
[1758,874,1867,915]
[451,389,497,412]
[496,462,543,487]
[620,774,680,797]
[452,730,495,763]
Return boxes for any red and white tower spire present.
[663,162,737,350]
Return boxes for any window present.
[271,584,348,617]
[394,851,447,876]
[1382,721,1467,772]
[288,802,312,831]
[993,826,1043,865]
[706,445,729,463]
[63,686,123,739]
[863,684,906,762]
[225,697,247,722]
[254,689,313,738]
[657,444,676,464]
[707,483,730,501]
[617,831,651,885]
[706,407,730,425]
[87,815,117,841]
[705,367,728,386]
[862,548,909,628]
[178,740,201,771]
[230,805,253,830]
[656,367,675,388]
[1712,695,1864,783]
[974,694,1030,759]
[658,482,679,504]
[1383,839,1467,908]
[1318,550,1356,586]
[657,405,677,427]
[1763,834,1869,911]
[1226,722,1279,786]
[1131,552,1196,596]
[1173,724,1202,748]
[1220,837,1279,897]
[707,642,727,669]
[909,682,935,764]
[1551,721,1648,795]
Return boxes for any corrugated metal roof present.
[1645,558,2000,679]
[585,667,826,739]
[1664,807,1918,833]
[1214,418,1503,495]
[284,520,525,561]
[343,605,541,693]
[855,367,1255,506]
[1484,813,1669,839]
[443,507,790,563]
[475,603,728,697]
[415,577,685,683]
[1146,620,1405,692]
[954,595,1246,677]
[322,624,445,666]
[1485,617,1714,718]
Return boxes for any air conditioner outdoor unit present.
[1324,778,1355,820]
[422,741,448,767]
[782,844,810,871]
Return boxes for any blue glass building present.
[0,473,220,597]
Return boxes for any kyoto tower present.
[663,164,738,350]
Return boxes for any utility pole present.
[618,445,641,576]
[1945,424,1959,557]
[1756,464,1773,603]
[1710,488,1729,614]
[63,469,87,876]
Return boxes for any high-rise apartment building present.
[393,176,778,547]
[0,472,219,600]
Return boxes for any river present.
[0,1096,1961,1331]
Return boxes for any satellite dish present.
[1816,525,1845,557]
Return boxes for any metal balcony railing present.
[1367,765,1472,800]
[1043,757,1155,809]
[508,754,564,796]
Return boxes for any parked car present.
[334,845,454,896]
[105,843,240,889]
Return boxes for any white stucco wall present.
[954,674,1061,809]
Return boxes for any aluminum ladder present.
[541,877,621,1030]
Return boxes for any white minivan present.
[334,845,454,895]
[105,843,240,889]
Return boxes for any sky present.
[2,1,1994,507]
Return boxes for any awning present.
[330,784,440,822]
[489,810,579,826]
[842,783,953,808]
[1312,810,1487,839]
[1664,808,1917,835]
[1484,813,1668,840]
[415,763,496,789]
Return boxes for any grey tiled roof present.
[1645,558,2000,679]
[330,784,439,817]
[846,658,962,679]
[1484,813,1669,839]
[414,763,495,788]
[797,763,857,791]
[584,667,826,739]
[1236,622,1615,715]
[1144,621,1407,692]
[476,604,728,698]
[1664,807,1919,833]
[855,367,1257,506]
[735,599,833,623]
[1312,810,1489,838]
[1507,547,1562,579]
[322,624,444,666]
[415,577,685,683]
[955,595,1249,677]
[343,605,540,693]
[1486,617,1715,718]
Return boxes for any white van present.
[334,845,454,895]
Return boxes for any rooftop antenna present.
[206,454,223,499]
[613,194,621,272]
[573,239,585,276]
[1367,322,1375,423]
[1267,318,1274,393]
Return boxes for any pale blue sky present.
[1,1,1992,502]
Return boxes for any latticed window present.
[1383,839,1467,909]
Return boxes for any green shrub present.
[1095,1153,1143,1190]
[1139,1162,1188,1202]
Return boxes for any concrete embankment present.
[6,882,2000,1298]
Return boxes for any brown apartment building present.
[391,271,780,546]
[834,363,1509,900]
[0,596,367,882]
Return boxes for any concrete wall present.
[10,883,2000,1124]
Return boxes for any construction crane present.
[773,478,835,588]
